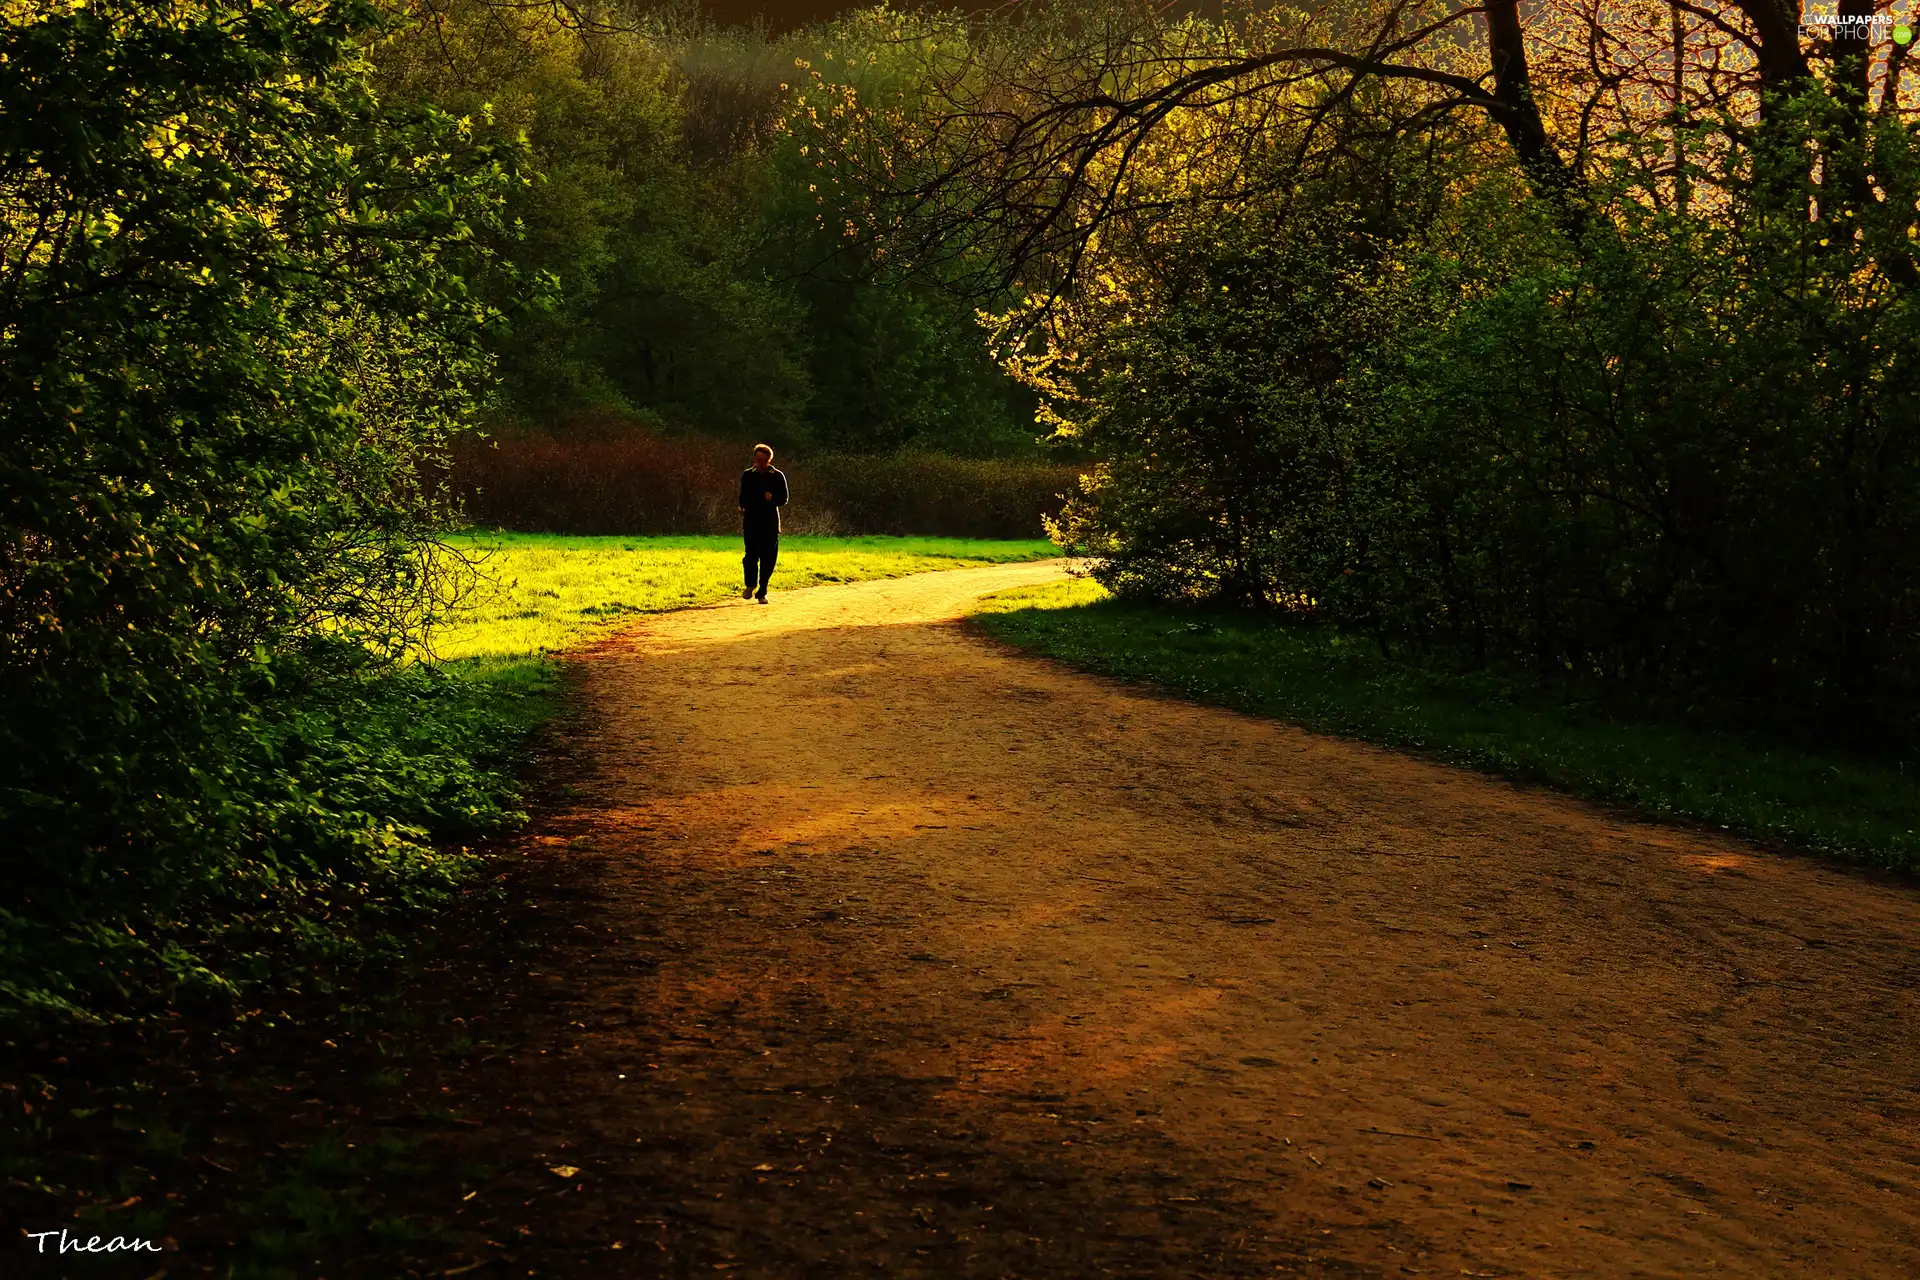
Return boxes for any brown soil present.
[414,561,1920,1279]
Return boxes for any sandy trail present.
[450,561,1920,1278]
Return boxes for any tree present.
[844,0,1917,312]
[1,0,513,1015]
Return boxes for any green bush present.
[0,0,519,1023]
[1045,99,1920,746]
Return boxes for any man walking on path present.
[738,443,788,603]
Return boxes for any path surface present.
[440,561,1920,1278]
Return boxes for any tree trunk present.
[1484,0,1583,229]
[1727,0,1814,104]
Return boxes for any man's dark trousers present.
[743,531,778,596]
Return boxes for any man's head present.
[752,443,774,470]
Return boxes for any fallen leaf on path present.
[549,1165,580,1179]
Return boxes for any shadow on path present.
[390,562,1920,1279]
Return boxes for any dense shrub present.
[452,417,1081,538]
[1048,104,1920,745]
[799,452,1081,539]
[1390,160,1920,733]
[452,418,745,534]
[0,0,517,1022]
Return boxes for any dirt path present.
[431,561,1920,1278]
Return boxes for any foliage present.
[1044,186,1427,613]
[369,2,1040,455]
[1036,84,1920,746]
[974,581,1920,873]
[736,0,1920,750]
[767,9,1040,454]
[1384,110,1920,736]
[0,0,516,1024]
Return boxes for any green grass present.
[431,531,1057,661]
[420,533,1053,754]
[973,579,1920,872]
[400,531,1057,878]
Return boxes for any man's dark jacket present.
[740,466,789,535]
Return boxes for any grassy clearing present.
[973,579,1920,872]
[422,533,1053,756]
[432,531,1057,660]
[370,532,1054,867]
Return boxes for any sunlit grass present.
[431,531,1057,661]
[973,579,1920,872]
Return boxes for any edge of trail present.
[376,559,1919,1279]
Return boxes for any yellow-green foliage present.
[433,532,1057,660]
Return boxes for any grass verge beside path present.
[973,579,1920,873]
[426,532,1056,753]
[435,531,1058,660]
